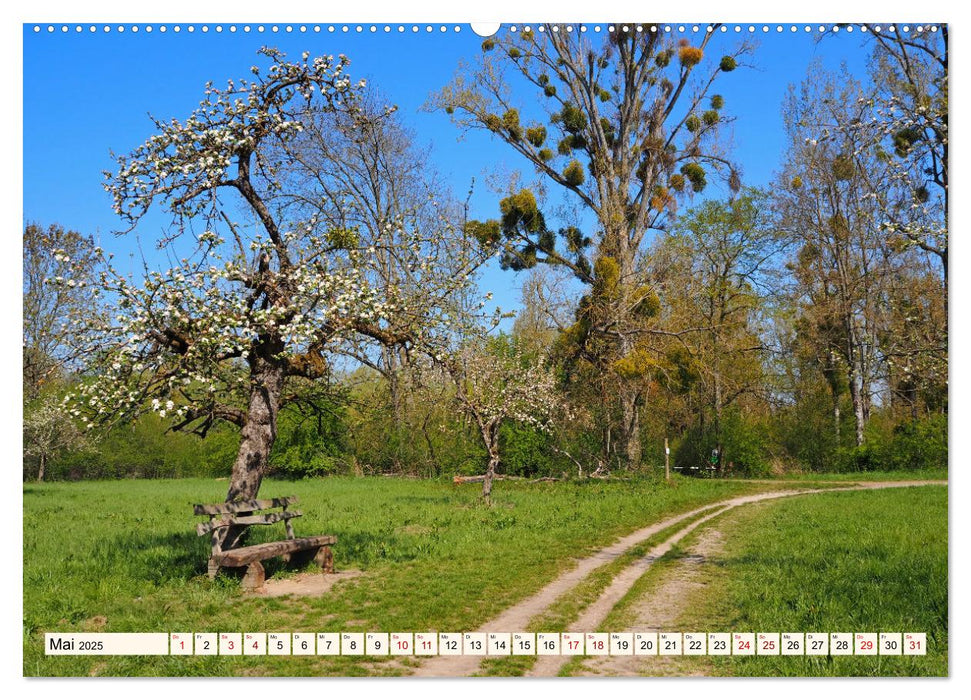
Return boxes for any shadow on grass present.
[90,524,421,590]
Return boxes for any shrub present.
[836,413,947,472]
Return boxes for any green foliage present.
[538,147,554,162]
[466,219,502,247]
[324,226,359,249]
[835,414,947,473]
[562,159,586,187]
[268,402,350,479]
[710,94,725,110]
[674,408,770,477]
[508,47,522,59]
[497,422,558,477]
[562,226,590,253]
[543,84,557,98]
[559,103,587,134]
[831,154,855,181]
[719,55,737,72]
[680,162,707,192]
[592,256,620,298]
[54,414,239,480]
[525,125,546,147]
[502,108,523,140]
[893,127,921,157]
[685,114,701,133]
[632,285,660,318]
[481,39,496,51]
[702,109,719,126]
[499,189,545,234]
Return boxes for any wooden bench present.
[194,495,336,591]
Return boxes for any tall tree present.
[23,222,101,400]
[776,66,891,447]
[434,24,747,468]
[858,25,948,285]
[68,48,483,506]
[658,190,781,456]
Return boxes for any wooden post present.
[241,561,266,592]
[315,546,335,574]
[664,437,670,482]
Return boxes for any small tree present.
[445,335,560,503]
[24,397,88,481]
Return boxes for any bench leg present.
[241,561,266,591]
[207,557,221,580]
[314,546,335,574]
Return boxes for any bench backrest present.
[193,496,303,554]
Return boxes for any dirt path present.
[411,480,944,678]
[574,526,728,677]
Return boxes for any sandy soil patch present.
[249,570,363,598]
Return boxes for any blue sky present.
[23,23,873,317]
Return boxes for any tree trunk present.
[617,322,641,470]
[227,353,286,502]
[713,373,723,449]
[620,389,641,469]
[848,369,866,448]
[37,453,45,482]
[833,401,841,446]
[478,421,500,505]
[482,452,499,505]
[222,353,286,550]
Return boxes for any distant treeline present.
[29,377,946,482]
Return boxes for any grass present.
[755,469,947,482]
[613,486,948,677]
[24,474,782,677]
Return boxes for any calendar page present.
[20,3,950,686]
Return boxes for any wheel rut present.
[409,480,945,677]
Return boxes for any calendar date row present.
[46,631,927,657]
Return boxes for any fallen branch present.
[452,474,561,484]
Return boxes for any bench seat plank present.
[212,535,337,567]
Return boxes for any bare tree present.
[23,222,101,399]
[776,66,892,447]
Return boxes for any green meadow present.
[24,475,773,676]
[617,486,948,677]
